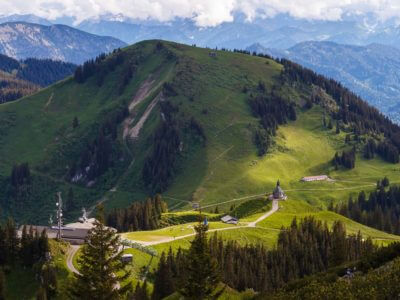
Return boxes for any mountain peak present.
[0,22,127,64]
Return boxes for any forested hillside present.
[249,41,400,123]
[0,53,76,103]
[0,40,399,225]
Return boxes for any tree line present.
[248,86,297,156]
[142,100,206,193]
[279,58,400,164]
[10,162,31,189]
[0,72,38,103]
[332,177,400,234]
[68,105,129,183]
[0,218,56,299]
[268,242,400,299]
[74,47,139,94]
[17,58,76,87]
[0,53,76,87]
[333,148,356,169]
[150,216,374,299]
[106,195,168,232]
[0,219,49,267]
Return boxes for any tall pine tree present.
[180,223,223,299]
[0,268,5,300]
[70,206,131,299]
[152,252,174,299]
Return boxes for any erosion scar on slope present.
[129,77,156,111]
[129,93,163,139]
[122,76,156,139]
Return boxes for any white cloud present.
[3,0,400,26]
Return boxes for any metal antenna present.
[56,192,63,240]
[82,207,87,222]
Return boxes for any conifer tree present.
[330,221,347,266]
[66,188,75,213]
[0,269,5,300]
[70,205,131,299]
[36,287,47,300]
[72,117,79,129]
[0,226,5,266]
[4,218,18,265]
[328,119,333,129]
[40,263,58,298]
[180,223,223,299]
[132,281,149,300]
[382,176,390,187]
[152,252,174,300]
[336,121,340,134]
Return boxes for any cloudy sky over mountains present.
[2,0,400,26]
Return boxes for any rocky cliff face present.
[0,22,127,64]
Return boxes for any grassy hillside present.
[0,40,399,227]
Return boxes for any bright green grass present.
[0,42,176,222]
[1,40,399,251]
[121,221,233,242]
[259,199,400,243]
[158,70,399,211]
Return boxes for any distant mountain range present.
[2,14,400,122]
[4,13,400,50]
[247,41,400,124]
[0,14,52,26]
[0,22,127,64]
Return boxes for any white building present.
[301,175,329,182]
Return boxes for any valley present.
[1,40,400,299]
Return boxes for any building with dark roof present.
[18,225,90,245]
[221,215,239,225]
[268,180,287,200]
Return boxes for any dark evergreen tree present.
[70,210,131,299]
[334,178,400,235]
[327,119,333,129]
[180,224,223,299]
[72,117,79,129]
[152,252,174,299]
[36,287,47,300]
[4,218,18,265]
[0,269,5,300]
[330,221,347,266]
[155,217,373,294]
[66,188,76,213]
[40,263,57,298]
[382,176,390,187]
[106,196,167,232]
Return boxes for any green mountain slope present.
[0,40,399,226]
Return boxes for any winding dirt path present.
[248,200,279,227]
[66,245,80,275]
[127,200,279,246]
[43,92,54,110]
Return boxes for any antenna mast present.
[56,192,63,240]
